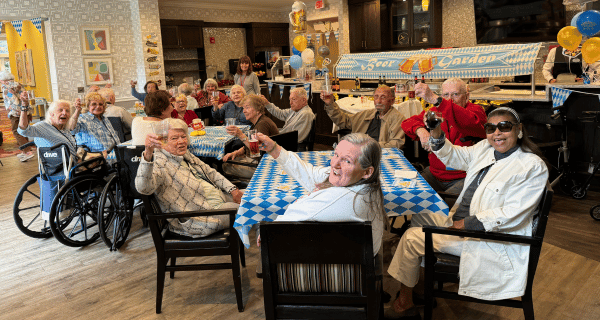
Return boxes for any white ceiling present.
[158,0,299,12]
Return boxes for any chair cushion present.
[434,252,460,274]
[164,228,230,250]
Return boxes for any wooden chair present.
[260,221,382,320]
[141,194,246,314]
[298,118,316,152]
[422,184,553,320]
[271,130,298,153]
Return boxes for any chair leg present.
[239,240,246,267]
[156,260,166,314]
[522,292,535,320]
[170,257,176,279]
[231,246,244,312]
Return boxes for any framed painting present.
[83,58,113,85]
[80,26,111,54]
[15,50,26,84]
[24,49,35,86]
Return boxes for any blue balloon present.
[292,47,302,56]
[576,10,600,37]
[571,12,583,27]
[289,55,303,70]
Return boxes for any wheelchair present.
[13,142,115,247]
[96,145,146,251]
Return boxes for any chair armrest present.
[225,159,259,168]
[146,208,238,220]
[422,225,541,245]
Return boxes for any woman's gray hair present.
[45,100,72,124]
[203,78,218,90]
[178,83,193,95]
[0,71,15,81]
[230,84,246,94]
[166,118,190,143]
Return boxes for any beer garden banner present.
[335,43,543,80]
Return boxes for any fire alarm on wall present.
[315,0,324,9]
[210,37,215,44]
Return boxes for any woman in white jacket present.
[388,107,548,318]
[255,132,386,256]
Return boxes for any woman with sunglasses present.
[386,107,548,318]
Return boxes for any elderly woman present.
[135,118,244,238]
[70,92,121,161]
[387,106,548,318]
[171,94,198,126]
[255,132,386,255]
[178,83,198,110]
[1,71,33,161]
[131,90,174,145]
[234,55,261,95]
[17,97,78,157]
[130,80,158,103]
[195,78,231,108]
[211,84,251,126]
[222,94,278,178]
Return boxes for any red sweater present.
[401,99,487,181]
[171,109,198,126]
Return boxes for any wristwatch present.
[20,105,30,112]
[433,97,443,106]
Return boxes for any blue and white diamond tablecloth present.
[188,125,249,160]
[234,148,449,247]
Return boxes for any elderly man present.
[0,71,33,161]
[320,85,405,149]
[263,87,315,150]
[98,87,134,131]
[402,78,487,195]
[178,82,199,110]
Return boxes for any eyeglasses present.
[441,92,465,99]
[484,121,516,134]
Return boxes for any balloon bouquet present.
[289,1,329,82]
[557,10,600,83]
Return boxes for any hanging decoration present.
[289,1,307,34]
[316,33,321,44]
[551,87,573,112]
[575,10,600,37]
[289,55,303,69]
[334,30,340,42]
[582,37,600,64]
[325,32,330,43]
[301,48,315,65]
[293,35,308,52]
[10,20,24,37]
[31,18,43,34]
[557,26,582,51]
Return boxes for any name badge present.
[573,58,580,63]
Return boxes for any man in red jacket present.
[402,78,487,195]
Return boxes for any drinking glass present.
[211,91,219,104]
[247,129,260,158]
[225,118,236,127]
[28,91,36,106]
[425,111,443,129]
[151,120,169,146]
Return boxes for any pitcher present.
[289,1,307,34]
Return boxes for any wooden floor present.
[1,152,600,320]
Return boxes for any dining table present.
[233,148,450,248]
[187,125,249,160]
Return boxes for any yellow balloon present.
[557,26,582,51]
[582,37,600,64]
[293,35,307,52]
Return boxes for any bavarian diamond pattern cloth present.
[188,125,249,160]
[11,20,23,36]
[234,148,449,248]
[550,87,573,113]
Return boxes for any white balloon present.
[301,49,315,65]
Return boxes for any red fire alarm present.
[210,37,215,44]
[315,0,324,9]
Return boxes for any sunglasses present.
[484,121,516,134]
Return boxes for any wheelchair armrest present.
[422,225,541,245]
[20,141,36,150]
[146,207,238,220]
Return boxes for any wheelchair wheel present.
[571,185,587,200]
[591,205,600,221]
[98,175,133,251]
[13,174,53,238]
[49,175,104,247]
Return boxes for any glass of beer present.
[211,91,219,105]
[28,90,36,106]
[247,129,260,158]
[151,120,169,146]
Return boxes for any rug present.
[0,105,20,152]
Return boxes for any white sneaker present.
[16,153,25,159]
[20,152,34,162]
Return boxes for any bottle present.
[415,75,419,84]
[408,77,416,99]
[378,76,383,87]
[421,75,425,83]
[383,76,387,86]
[355,77,361,90]
[331,77,336,92]
[333,77,339,92]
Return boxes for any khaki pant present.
[10,114,32,148]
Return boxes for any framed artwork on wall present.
[24,49,35,87]
[83,58,113,85]
[15,50,26,84]
[80,26,111,54]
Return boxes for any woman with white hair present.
[17,96,78,157]
[194,78,231,109]
[136,118,244,238]
[1,71,33,161]
[177,83,198,110]
[211,84,251,126]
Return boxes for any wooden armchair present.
[260,221,382,320]
[141,194,245,314]
[422,184,553,320]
